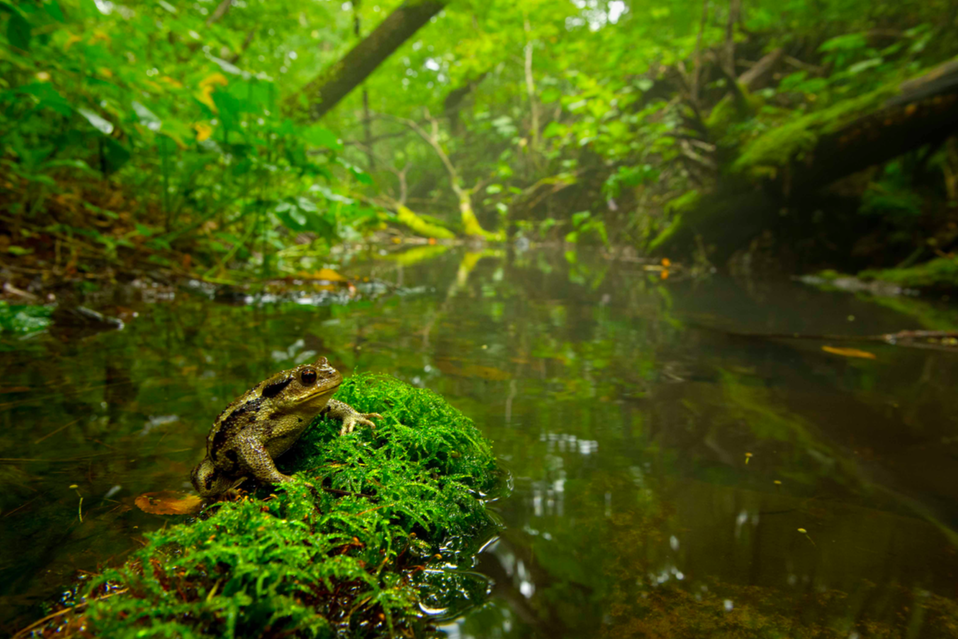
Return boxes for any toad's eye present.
[301,369,317,385]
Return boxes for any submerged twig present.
[11,589,129,639]
[712,328,958,352]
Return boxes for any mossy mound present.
[47,375,501,639]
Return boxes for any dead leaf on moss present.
[822,346,877,360]
[135,491,203,515]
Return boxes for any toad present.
[190,357,380,498]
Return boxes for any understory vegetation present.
[2,0,958,289]
[24,374,501,638]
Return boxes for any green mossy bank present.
[49,375,501,639]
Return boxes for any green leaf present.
[351,169,373,185]
[847,58,882,76]
[7,11,30,50]
[819,33,867,53]
[43,0,65,22]
[132,101,162,131]
[102,138,131,174]
[301,125,343,150]
[542,121,563,139]
[540,88,561,103]
[274,200,308,230]
[17,82,73,116]
[309,184,353,204]
[572,211,591,227]
[212,91,242,129]
[78,107,114,135]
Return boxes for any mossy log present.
[26,375,501,639]
[652,59,958,259]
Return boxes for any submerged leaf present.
[821,346,877,360]
[135,491,203,515]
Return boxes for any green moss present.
[0,301,52,334]
[732,85,896,174]
[57,375,501,638]
[859,257,958,289]
[393,205,456,239]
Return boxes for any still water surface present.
[2,248,958,637]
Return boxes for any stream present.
[2,247,958,637]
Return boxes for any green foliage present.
[565,210,609,246]
[0,301,52,334]
[4,0,958,269]
[732,85,897,174]
[75,374,500,638]
[0,0,376,275]
[860,161,924,219]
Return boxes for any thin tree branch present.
[205,0,233,27]
[690,0,710,109]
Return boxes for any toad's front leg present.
[323,399,382,435]
[237,437,294,486]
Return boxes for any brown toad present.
[190,357,379,498]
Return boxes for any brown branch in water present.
[11,588,129,639]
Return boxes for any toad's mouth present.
[294,382,341,404]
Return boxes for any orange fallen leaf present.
[821,346,877,360]
[135,491,203,515]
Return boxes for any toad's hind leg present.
[237,438,293,486]
[324,399,382,435]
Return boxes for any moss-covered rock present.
[43,375,501,638]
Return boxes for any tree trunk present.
[290,0,448,120]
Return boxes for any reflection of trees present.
[378,249,958,639]
[7,248,958,635]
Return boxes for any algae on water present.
[41,374,502,638]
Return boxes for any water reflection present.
[2,248,957,637]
